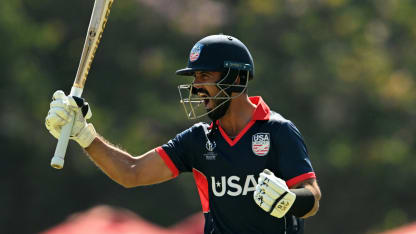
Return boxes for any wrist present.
[74,123,96,148]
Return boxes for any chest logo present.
[211,175,257,197]
[252,133,270,156]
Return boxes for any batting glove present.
[45,90,96,148]
[253,169,296,218]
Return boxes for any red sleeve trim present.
[286,172,316,188]
[155,146,179,178]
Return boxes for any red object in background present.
[380,222,416,234]
[41,205,204,234]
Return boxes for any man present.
[46,34,321,234]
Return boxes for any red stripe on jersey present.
[216,96,270,147]
[218,120,256,146]
[286,172,316,188]
[192,168,210,213]
[155,147,179,178]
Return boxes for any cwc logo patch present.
[252,133,270,156]
[189,43,203,62]
[206,140,216,151]
[204,140,217,160]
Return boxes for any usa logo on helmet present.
[189,43,203,62]
[252,133,270,156]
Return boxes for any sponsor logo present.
[189,43,203,62]
[211,175,257,197]
[252,133,270,156]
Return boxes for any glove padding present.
[45,90,96,148]
[253,169,296,218]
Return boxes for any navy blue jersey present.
[156,96,316,234]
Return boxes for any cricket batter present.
[46,34,321,234]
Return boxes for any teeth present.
[197,92,208,98]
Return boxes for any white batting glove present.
[45,90,96,148]
[253,169,296,218]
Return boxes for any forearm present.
[290,181,321,218]
[288,188,317,218]
[299,183,320,218]
[85,136,138,188]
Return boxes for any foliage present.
[1,0,415,233]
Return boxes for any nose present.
[192,77,204,89]
[193,82,203,90]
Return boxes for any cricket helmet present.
[176,34,254,79]
[176,34,255,120]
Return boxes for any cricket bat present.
[50,0,114,169]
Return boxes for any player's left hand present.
[253,169,296,218]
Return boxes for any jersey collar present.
[249,96,270,121]
[209,96,270,128]
[212,96,270,147]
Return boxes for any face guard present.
[178,64,250,120]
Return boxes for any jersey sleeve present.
[156,127,195,176]
[273,121,316,188]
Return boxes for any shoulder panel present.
[268,111,289,124]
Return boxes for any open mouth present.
[197,92,210,107]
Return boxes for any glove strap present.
[269,192,288,215]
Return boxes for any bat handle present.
[50,86,83,169]
[50,117,75,169]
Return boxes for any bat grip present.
[50,86,83,169]
[50,117,75,169]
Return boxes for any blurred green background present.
[1,0,415,233]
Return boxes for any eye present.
[194,73,209,82]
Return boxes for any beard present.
[207,97,231,121]
[193,86,232,121]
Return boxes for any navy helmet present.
[176,34,254,79]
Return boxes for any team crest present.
[252,133,270,156]
[189,43,203,62]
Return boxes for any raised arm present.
[85,137,174,188]
[45,90,175,187]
